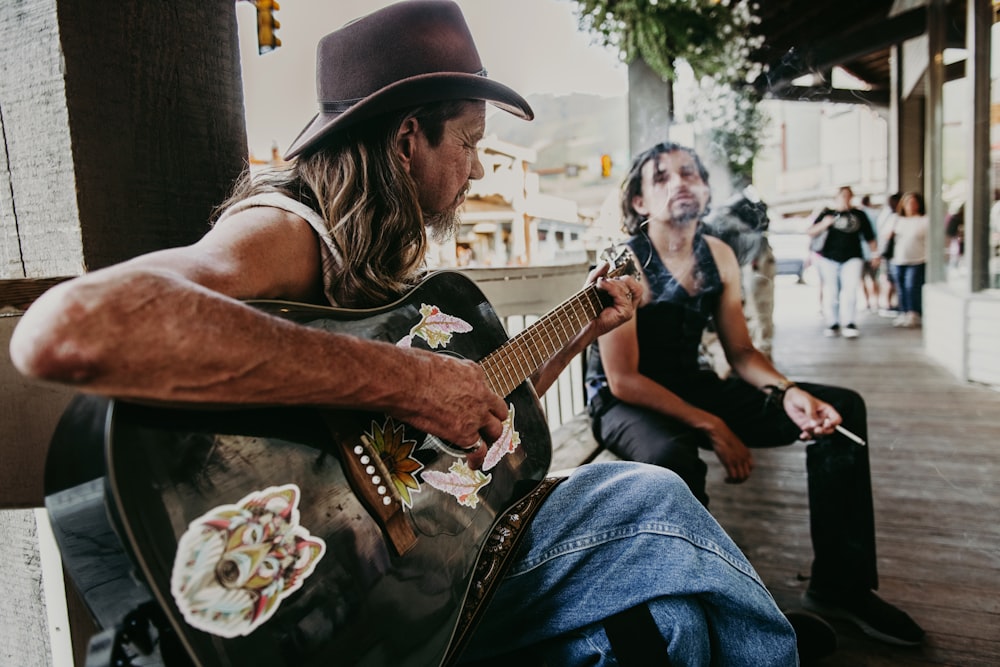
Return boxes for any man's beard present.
[424,186,467,243]
[671,201,705,226]
[424,208,461,243]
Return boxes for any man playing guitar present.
[12,2,806,664]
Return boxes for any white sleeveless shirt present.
[215,192,344,306]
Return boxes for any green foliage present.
[572,0,768,180]
[572,0,763,82]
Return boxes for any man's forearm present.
[10,268,425,411]
[730,351,793,396]
[530,327,592,398]
[610,374,717,432]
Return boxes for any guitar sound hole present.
[402,433,487,538]
[437,440,477,456]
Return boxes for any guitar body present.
[105,272,553,666]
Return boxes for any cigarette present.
[835,424,867,446]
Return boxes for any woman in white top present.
[875,193,901,313]
[888,192,929,327]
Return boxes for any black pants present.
[590,373,878,594]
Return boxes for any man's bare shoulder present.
[203,203,321,260]
[190,204,324,300]
[212,202,313,234]
[702,233,742,284]
[703,233,739,262]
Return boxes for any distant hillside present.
[487,93,628,172]
[487,93,628,210]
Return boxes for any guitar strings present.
[484,293,599,397]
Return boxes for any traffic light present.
[254,0,281,54]
[600,154,612,178]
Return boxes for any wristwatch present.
[772,379,796,393]
[762,379,797,405]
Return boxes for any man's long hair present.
[218,100,468,308]
[620,141,710,235]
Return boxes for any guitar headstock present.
[599,244,638,280]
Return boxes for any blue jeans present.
[460,462,798,666]
[892,262,925,315]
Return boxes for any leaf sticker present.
[397,304,473,349]
[422,461,492,508]
[482,403,521,471]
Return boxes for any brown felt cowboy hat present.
[284,0,534,159]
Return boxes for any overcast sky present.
[235,0,626,158]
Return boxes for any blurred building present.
[429,135,587,268]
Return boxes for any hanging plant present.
[573,0,768,180]
[572,0,765,82]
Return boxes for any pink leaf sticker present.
[398,303,473,349]
[422,461,492,508]
[482,403,521,471]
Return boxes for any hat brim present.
[283,72,533,159]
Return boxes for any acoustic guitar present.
[61,251,634,666]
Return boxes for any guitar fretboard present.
[480,285,605,397]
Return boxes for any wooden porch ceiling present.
[748,0,968,105]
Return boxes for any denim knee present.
[532,599,711,666]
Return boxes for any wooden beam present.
[765,85,891,107]
[1,1,249,282]
[754,6,927,94]
[0,277,72,312]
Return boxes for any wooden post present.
[1,0,248,281]
[0,1,250,663]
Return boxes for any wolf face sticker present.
[171,484,326,638]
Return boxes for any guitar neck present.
[480,284,605,397]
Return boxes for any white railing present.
[460,263,592,431]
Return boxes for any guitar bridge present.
[356,432,403,507]
[323,413,418,556]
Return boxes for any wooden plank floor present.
[706,276,1000,666]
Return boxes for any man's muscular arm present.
[708,237,842,441]
[10,208,508,448]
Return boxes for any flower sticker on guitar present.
[396,303,473,348]
[387,302,524,508]
[362,418,425,508]
[170,484,326,638]
[482,403,521,471]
